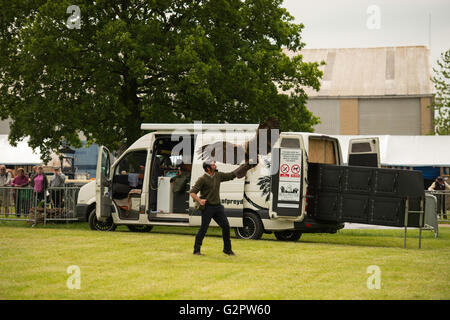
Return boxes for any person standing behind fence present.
[10,168,30,217]
[30,166,48,204]
[0,165,12,216]
[28,166,37,180]
[428,176,450,219]
[49,167,66,208]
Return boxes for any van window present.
[115,150,147,175]
[308,138,337,164]
[281,138,300,149]
[351,142,372,153]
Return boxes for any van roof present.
[141,123,260,131]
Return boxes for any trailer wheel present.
[235,212,264,240]
[274,230,302,241]
[127,225,153,232]
[88,209,116,231]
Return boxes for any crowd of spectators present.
[0,165,66,217]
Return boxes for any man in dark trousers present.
[190,161,243,256]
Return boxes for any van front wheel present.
[234,212,264,240]
[88,209,116,231]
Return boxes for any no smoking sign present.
[280,164,290,177]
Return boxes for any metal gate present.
[425,190,450,223]
[0,186,80,225]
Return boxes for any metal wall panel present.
[0,119,10,135]
[359,98,421,135]
[307,99,340,135]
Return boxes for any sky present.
[282,0,450,70]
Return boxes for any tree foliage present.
[0,0,323,160]
[432,49,450,135]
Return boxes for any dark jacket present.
[30,173,48,191]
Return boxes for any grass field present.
[0,221,449,300]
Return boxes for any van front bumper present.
[76,204,90,222]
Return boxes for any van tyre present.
[235,212,264,240]
[88,209,117,231]
[274,230,302,241]
[127,225,153,232]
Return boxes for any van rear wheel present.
[88,209,116,231]
[274,230,302,241]
[127,225,153,232]
[235,212,264,240]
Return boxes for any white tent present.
[331,135,450,167]
[0,135,42,165]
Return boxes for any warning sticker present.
[280,164,290,177]
[277,148,302,202]
[291,164,301,178]
[278,181,301,202]
[279,149,302,182]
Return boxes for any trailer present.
[75,123,426,242]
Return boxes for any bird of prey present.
[196,117,280,177]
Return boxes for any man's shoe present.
[193,251,202,256]
[223,250,235,256]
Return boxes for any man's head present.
[203,161,216,175]
[53,167,60,174]
[437,176,444,183]
[0,165,6,174]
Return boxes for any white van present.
[76,123,425,241]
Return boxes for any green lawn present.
[0,221,449,300]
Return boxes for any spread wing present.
[196,117,280,166]
[245,117,280,164]
[196,141,246,165]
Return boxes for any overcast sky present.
[282,0,450,70]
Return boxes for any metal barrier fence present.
[425,190,450,223]
[0,186,80,226]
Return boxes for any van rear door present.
[96,146,113,219]
[348,138,380,167]
[269,134,307,221]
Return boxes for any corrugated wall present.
[358,98,421,135]
[0,119,10,135]
[307,99,340,134]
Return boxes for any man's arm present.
[189,178,206,206]
[428,182,436,191]
[5,173,11,186]
[190,192,206,206]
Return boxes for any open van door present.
[269,134,307,221]
[348,137,380,168]
[96,146,113,219]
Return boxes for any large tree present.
[432,49,450,135]
[0,0,323,160]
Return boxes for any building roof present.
[285,46,433,98]
[0,135,42,165]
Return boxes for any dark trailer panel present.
[307,163,425,228]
